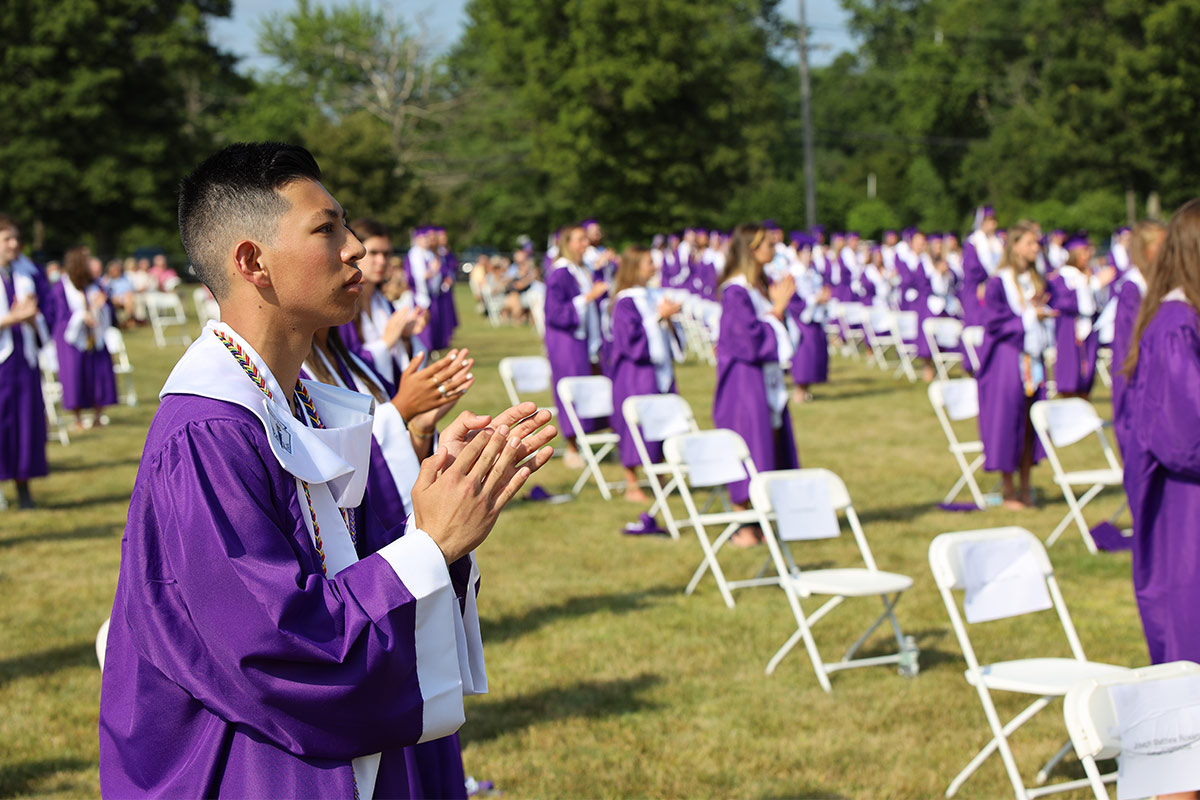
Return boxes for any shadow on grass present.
[0,757,92,798]
[760,789,850,800]
[0,524,120,550]
[481,585,677,645]
[462,673,663,745]
[50,456,142,473]
[854,500,938,526]
[0,640,97,688]
[40,492,132,511]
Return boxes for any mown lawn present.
[0,285,1144,798]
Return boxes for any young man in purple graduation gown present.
[0,215,49,509]
[1118,199,1200,705]
[543,223,608,469]
[713,224,799,546]
[48,246,119,429]
[98,143,555,799]
[1111,221,1166,424]
[975,221,1052,510]
[607,245,682,502]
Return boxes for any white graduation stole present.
[0,259,42,367]
[618,287,675,393]
[728,275,792,428]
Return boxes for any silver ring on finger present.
[437,383,448,397]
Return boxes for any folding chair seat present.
[498,355,556,416]
[662,429,768,608]
[1064,660,1200,800]
[749,469,912,690]
[929,527,1130,800]
[924,317,965,381]
[1029,399,1124,554]
[622,393,700,539]
[961,325,984,373]
[556,375,623,499]
[145,291,191,348]
[104,327,138,407]
[892,310,920,382]
[928,379,987,509]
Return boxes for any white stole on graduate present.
[0,258,42,367]
[969,230,1000,275]
[62,278,112,352]
[1110,241,1130,271]
[562,260,602,360]
[998,268,1048,395]
[357,292,427,384]
[617,287,674,392]
[728,275,792,428]
[409,246,432,308]
[1058,265,1098,340]
[164,321,487,800]
[1126,266,1147,298]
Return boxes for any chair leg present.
[946,692,1052,799]
[1034,739,1073,785]
[685,521,737,608]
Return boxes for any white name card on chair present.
[961,538,1052,623]
[571,385,613,419]
[934,322,961,349]
[941,381,978,422]
[769,475,840,541]
[512,361,550,393]
[897,312,919,341]
[1045,401,1102,447]
[681,435,746,488]
[638,396,690,443]
[1112,676,1200,800]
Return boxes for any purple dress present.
[543,263,603,436]
[608,295,675,468]
[959,239,990,328]
[712,283,799,504]
[976,276,1046,473]
[1117,300,1200,664]
[1046,273,1098,395]
[99,394,472,799]
[49,280,118,410]
[1110,276,1144,423]
[432,253,458,350]
[787,293,829,385]
[0,267,48,481]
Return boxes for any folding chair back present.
[145,291,191,348]
[662,429,760,608]
[929,527,1130,800]
[622,393,699,539]
[923,316,964,380]
[1064,661,1200,800]
[961,325,984,372]
[928,379,986,508]
[1030,398,1124,554]
[192,287,219,329]
[104,327,138,407]
[861,306,896,370]
[498,355,554,410]
[527,286,546,337]
[748,468,912,686]
[892,310,919,381]
[557,375,622,499]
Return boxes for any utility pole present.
[797,0,817,228]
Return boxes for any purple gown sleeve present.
[1047,275,1080,315]
[720,285,778,364]
[125,417,455,760]
[982,278,1026,343]
[612,297,652,363]
[544,268,581,332]
[1131,323,1200,478]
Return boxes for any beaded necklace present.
[213,330,358,573]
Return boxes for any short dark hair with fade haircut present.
[350,218,389,242]
[178,142,322,299]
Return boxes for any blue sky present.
[209,0,858,73]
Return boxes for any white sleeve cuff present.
[378,524,465,742]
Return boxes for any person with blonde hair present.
[713,224,798,546]
[1111,219,1167,422]
[976,220,1055,509]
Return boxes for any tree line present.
[2,0,1194,259]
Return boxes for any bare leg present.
[563,438,584,469]
[1001,472,1025,510]
[730,502,763,547]
[623,467,649,503]
[1018,401,1037,506]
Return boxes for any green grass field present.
[0,285,1144,799]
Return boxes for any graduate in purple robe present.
[1112,221,1167,424]
[49,246,118,428]
[99,143,556,799]
[1046,236,1110,397]
[406,228,443,352]
[0,215,49,508]
[960,206,1001,328]
[713,224,800,545]
[607,245,682,501]
[1117,198,1200,670]
[975,221,1052,510]
[543,223,609,468]
[786,239,831,403]
[433,227,459,349]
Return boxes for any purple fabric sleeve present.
[544,267,581,332]
[719,284,778,364]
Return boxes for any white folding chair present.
[837,301,866,358]
[103,327,138,407]
[961,325,984,373]
[861,306,898,371]
[38,345,70,446]
[892,310,920,382]
[192,287,219,330]
[479,279,505,327]
[663,429,767,608]
[622,393,700,540]
[145,291,191,348]
[556,375,622,499]
[929,379,987,509]
[498,355,555,416]
[1093,346,1113,389]
[1029,399,1124,555]
[750,469,913,689]
[1064,660,1200,800]
[930,527,1130,800]
[924,317,965,381]
[527,285,546,338]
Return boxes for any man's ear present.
[232,240,271,290]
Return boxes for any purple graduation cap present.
[788,230,805,244]
[1065,234,1090,252]
[810,224,826,235]
[927,232,943,242]
[883,230,898,239]
[972,204,996,230]
[846,231,861,240]
[763,219,781,231]
[651,234,666,248]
